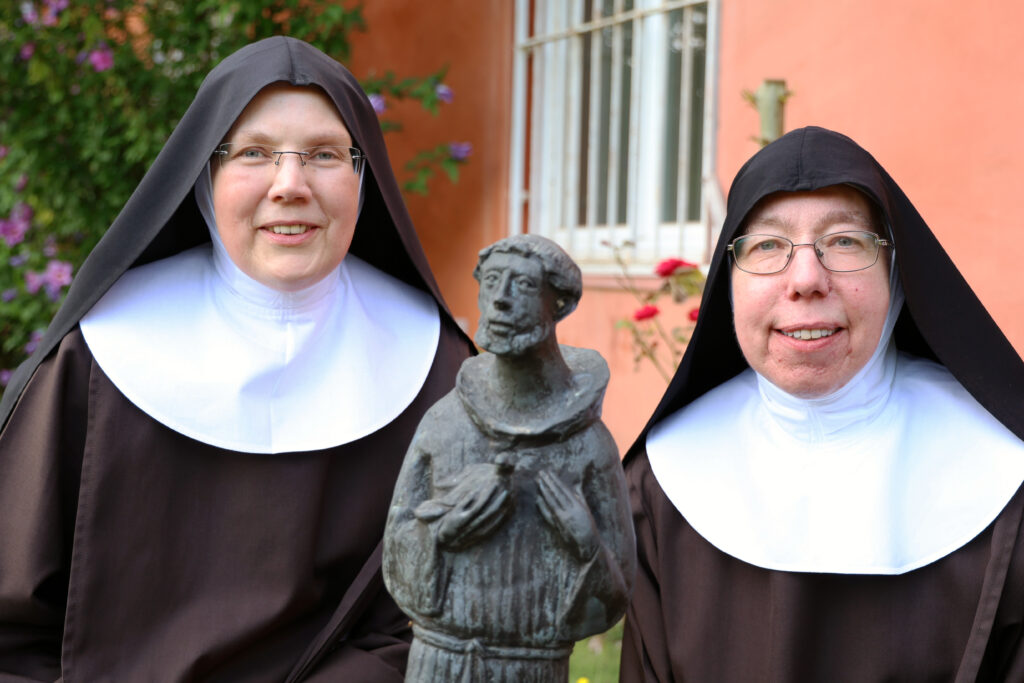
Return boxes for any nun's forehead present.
[738,184,883,236]
[224,82,351,134]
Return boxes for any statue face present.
[475,251,555,356]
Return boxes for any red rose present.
[688,307,700,321]
[654,257,698,278]
[633,304,660,321]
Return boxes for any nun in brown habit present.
[0,37,473,681]
[620,127,1024,682]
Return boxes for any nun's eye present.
[236,146,274,162]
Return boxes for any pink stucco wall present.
[717,0,1024,356]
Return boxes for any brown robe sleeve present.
[303,586,413,682]
[619,449,673,683]
[0,328,91,682]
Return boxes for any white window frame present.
[509,0,724,275]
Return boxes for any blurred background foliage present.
[0,0,468,387]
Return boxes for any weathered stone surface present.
[384,235,636,682]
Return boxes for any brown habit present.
[0,38,474,681]
[619,127,1024,682]
[622,449,1024,681]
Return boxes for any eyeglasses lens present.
[732,231,881,274]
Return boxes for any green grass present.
[567,620,623,683]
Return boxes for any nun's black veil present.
[625,126,1024,461]
[0,36,466,427]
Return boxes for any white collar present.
[79,170,439,454]
[647,276,1024,574]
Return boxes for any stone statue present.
[383,234,636,682]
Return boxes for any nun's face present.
[211,84,360,292]
[730,186,890,398]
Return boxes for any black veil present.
[0,36,468,427]
[625,126,1024,462]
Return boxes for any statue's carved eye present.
[514,276,537,291]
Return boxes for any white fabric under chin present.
[648,266,1024,574]
[79,166,440,454]
[80,249,439,454]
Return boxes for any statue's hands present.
[435,463,514,551]
[536,469,599,561]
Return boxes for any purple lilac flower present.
[369,93,386,114]
[43,259,72,288]
[2,289,17,302]
[9,254,28,267]
[24,270,43,294]
[448,142,473,161]
[89,47,114,72]
[12,202,34,223]
[0,369,12,388]
[14,174,28,192]
[46,0,69,11]
[43,237,56,257]
[0,146,8,160]
[435,83,454,103]
[75,50,87,64]
[24,329,44,355]
[19,43,35,60]
[28,259,75,300]
[21,3,39,24]
[0,219,28,247]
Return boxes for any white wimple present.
[647,270,1024,574]
[80,166,439,454]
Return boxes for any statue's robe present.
[384,346,635,683]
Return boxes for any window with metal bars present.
[510,0,722,274]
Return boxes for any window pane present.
[686,5,707,222]
[661,8,684,223]
[578,29,592,226]
[615,20,633,225]
[597,25,613,225]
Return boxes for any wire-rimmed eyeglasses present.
[213,143,365,174]
[727,231,894,275]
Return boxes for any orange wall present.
[717,0,1024,356]
[346,0,514,330]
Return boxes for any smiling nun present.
[620,127,1024,681]
[0,37,472,681]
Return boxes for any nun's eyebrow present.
[227,130,275,144]
[816,208,874,230]
[228,129,353,147]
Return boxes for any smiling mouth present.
[781,328,837,340]
[266,224,314,235]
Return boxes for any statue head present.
[473,235,582,356]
